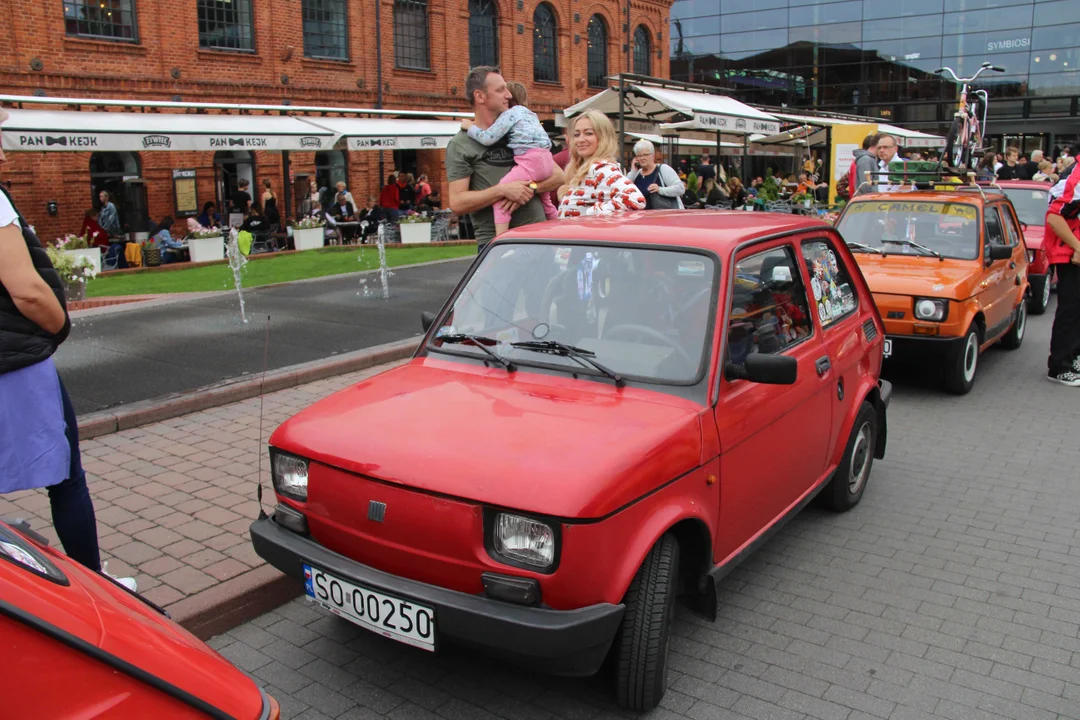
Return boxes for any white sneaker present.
[1072,357,1080,373]
[1047,371,1080,387]
[102,561,138,592]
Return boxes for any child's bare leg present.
[495,221,510,236]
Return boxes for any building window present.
[633,25,651,75]
[197,0,254,51]
[394,0,430,70]
[302,0,348,60]
[533,3,558,83]
[63,0,138,41]
[468,0,499,68]
[587,15,608,88]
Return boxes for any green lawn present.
[87,245,476,297]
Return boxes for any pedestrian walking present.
[97,190,121,236]
[1044,162,1080,386]
[0,109,135,589]
[627,139,685,210]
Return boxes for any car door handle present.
[815,356,831,376]
[1009,261,1016,269]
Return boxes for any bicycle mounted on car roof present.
[935,61,1005,174]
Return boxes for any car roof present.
[994,180,1051,190]
[495,210,832,254]
[846,190,1004,207]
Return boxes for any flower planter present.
[62,247,101,276]
[189,235,225,263]
[400,222,432,244]
[63,280,86,302]
[293,227,325,251]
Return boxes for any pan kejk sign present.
[1,131,332,152]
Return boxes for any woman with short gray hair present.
[627,139,685,210]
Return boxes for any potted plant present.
[53,234,101,276]
[398,212,433,244]
[189,225,225,263]
[290,216,326,251]
[45,245,96,302]
[791,191,815,209]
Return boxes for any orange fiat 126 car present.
[251,211,891,711]
[835,188,1029,394]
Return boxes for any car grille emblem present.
[887,311,905,319]
[368,501,387,522]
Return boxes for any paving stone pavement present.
[214,306,1080,720]
[0,363,400,609]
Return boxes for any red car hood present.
[271,358,704,518]
[1023,225,1044,251]
[1,524,266,719]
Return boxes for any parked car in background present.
[251,211,891,711]
[836,188,1030,394]
[997,180,1053,314]
[0,518,278,719]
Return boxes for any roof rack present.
[861,168,990,201]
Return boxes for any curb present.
[77,337,421,440]
[168,565,301,641]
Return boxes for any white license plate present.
[304,564,435,651]
[882,339,893,358]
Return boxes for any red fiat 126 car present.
[251,211,891,710]
[1,518,278,719]
[997,180,1054,314]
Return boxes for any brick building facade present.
[1,0,671,241]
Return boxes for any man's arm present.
[449,177,533,216]
[0,224,67,334]
[535,164,565,194]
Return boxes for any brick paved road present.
[214,306,1080,720]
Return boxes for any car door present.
[999,202,1029,310]
[981,205,1016,340]
[714,238,834,565]
[799,234,864,459]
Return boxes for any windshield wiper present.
[880,238,942,259]
[511,340,625,387]
[846,241,884,255]
[437,333,516,372]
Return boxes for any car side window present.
[801,239,858,328]
[999,206,1021,247]
[985,206,1006,246]
[727,245,814,366]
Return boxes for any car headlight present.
[913,298,947,322]
[489,512,557,571]
[271,449,309,501]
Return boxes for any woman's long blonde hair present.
[564,110,620,188]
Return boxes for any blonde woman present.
[558,110,646,217]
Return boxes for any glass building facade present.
[669,0,1080,153]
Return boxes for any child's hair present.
[507,81,527,108]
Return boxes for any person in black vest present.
[0,109,134,589]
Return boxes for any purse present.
[646,165,681,210]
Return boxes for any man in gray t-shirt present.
[447,67,564,252]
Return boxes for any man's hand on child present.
[501,181,534,206]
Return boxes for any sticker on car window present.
[804,241,857,327]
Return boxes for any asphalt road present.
[215,301,1080,720]
[56,259,473,415]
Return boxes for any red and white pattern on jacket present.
[1044,161,1080,265]
[557,161,647,218]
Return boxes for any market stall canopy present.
[768,111,945,149]
[564,85,781,136]
[626,131,742,150]
[0,108,339,152]
[304,117,462,150]
[876,123,945,148]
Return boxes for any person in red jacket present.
[378,173,400,221]
[1044,161,1080,386]
[79,208,110,248]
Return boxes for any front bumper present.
[250,517,624,676]
[884,333,966,362]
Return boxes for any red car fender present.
[827,375,888,471]
[560,464,719,607]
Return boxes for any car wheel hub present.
[1042,278,1051,308]
[848,421,872,494]
[1016,303,1026,339]
[963,333,978,382]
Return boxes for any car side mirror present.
[421,311,436,332]
[987,244,1012,262]
[724,353,798,385]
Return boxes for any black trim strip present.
[0,598,237,720]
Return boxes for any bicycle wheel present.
[944,116,966,170]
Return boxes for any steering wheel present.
[602,323,694,368]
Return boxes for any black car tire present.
[614,533,680,712]
[821,402,877,512]
[1029,274,1051,315]
[944,324,981,394]
[1000,301,1027,350]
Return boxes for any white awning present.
[564,85,781,136]
[305,117,461,150]
[876,123,946,148]
[627,132,742,150]
[0,109,338,152]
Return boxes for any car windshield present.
[428,243,718,383]
[837,200,980,260]
[1001,187,1048,226]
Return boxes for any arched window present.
[393,0,430,70]
[586,15,608,88]
[633,25,651,76]
[533,3,558,83]
[468,0,498,68]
